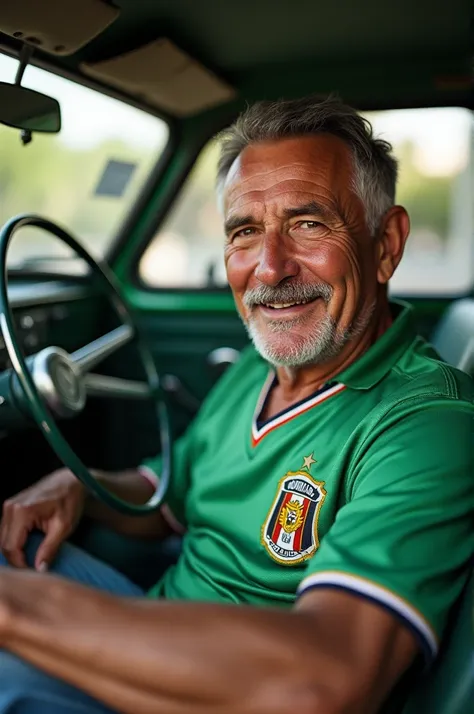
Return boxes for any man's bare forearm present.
[85,469,172,539]
[2,570,321,714]
[0,570,415,714]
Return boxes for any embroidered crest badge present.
[261,470,326,565]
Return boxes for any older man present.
[0,95,472,714]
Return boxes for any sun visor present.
[81,39,237,117]
[0,0,119,55]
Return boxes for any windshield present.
[0,53,169,267]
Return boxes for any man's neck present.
[274,300,393,402]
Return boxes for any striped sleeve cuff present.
[137,465,160,489]
[137,466,186,535]
[297,571,438,663]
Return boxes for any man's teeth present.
[264,301,309,309]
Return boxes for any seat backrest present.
[431,299,474,374]
[402,570,474,714]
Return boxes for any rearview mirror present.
[0,82,61,133]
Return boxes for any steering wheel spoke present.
[84,373,152,399]
[70,324,134,374]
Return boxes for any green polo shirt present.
[144,301,474,664]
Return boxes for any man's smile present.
[256,298,321,318]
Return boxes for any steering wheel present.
[0,214,171,515]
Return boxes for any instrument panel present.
[0,281,99,370]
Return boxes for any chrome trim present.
[84,373,151,399]
[70,324,134,374]
[8,282,90,308]
[207,346,241,367]
[31,346,86,417]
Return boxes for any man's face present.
[223,134,391,367]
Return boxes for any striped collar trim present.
[251,372,346,446]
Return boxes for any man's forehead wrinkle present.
[227,174,340,201]
[226,166,314,202]
[226,163,347,209]
[226,182,342,222]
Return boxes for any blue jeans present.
[0,532,145,713]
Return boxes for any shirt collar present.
[333,299,417,390]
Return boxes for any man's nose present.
[254,233,299,286]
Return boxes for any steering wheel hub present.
[32,347,85,417]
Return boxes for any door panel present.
[137,308,248,416]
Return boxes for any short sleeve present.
[141,428,193,528]
[297,397,474,663]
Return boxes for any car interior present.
[0,1,472,711]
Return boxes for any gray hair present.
[216,95,398,235]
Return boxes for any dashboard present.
[1,280,100,370]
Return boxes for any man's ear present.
[376,206,410,285]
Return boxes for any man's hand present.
[0,469,86,571]
[0,466,172,571]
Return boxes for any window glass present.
[140,140,225,288]
[369,108,474,295]
[139,108,474,296]
[0,53,169,265]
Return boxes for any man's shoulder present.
[348,341,474,484]
[390,336,474,405]
[348,336,474,449]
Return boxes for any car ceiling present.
[0,0,473,117]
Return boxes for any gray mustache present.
[243,282,333,308]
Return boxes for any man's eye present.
[298,220,322,229]
[233,227,255,239]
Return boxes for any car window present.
[139,107,474,296]
[0,53,169,265]
[140,139,225,288]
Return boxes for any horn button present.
[31,347,86,417]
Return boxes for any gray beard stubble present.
[242,282,374,367]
